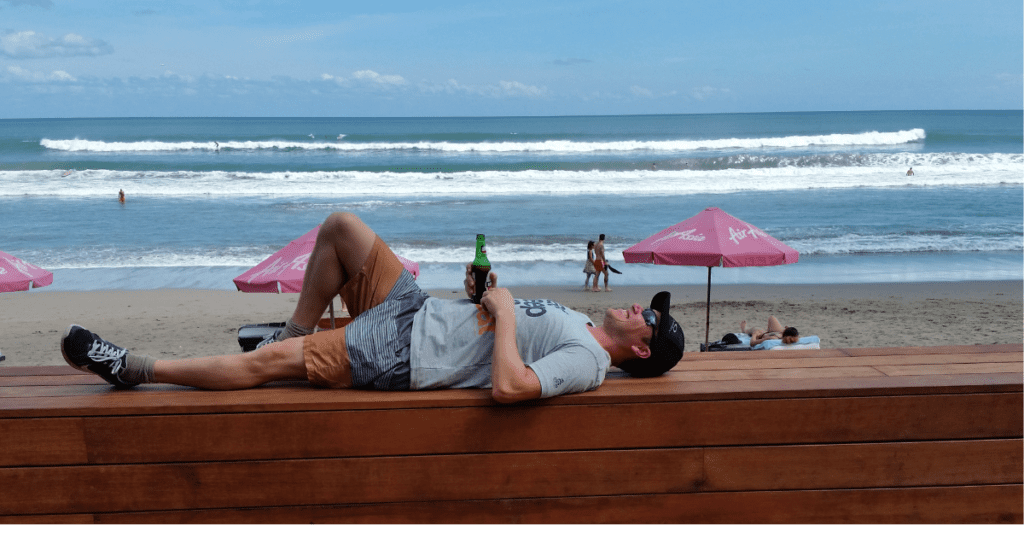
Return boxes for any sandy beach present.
[1,280,1020,368]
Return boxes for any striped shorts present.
[302,236,429,390]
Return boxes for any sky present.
[1,0,1021,118]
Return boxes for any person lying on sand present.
[61,212,685,403]
[740,316,800,346]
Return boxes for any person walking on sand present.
[593,234,611,292]
[60,212,686,403]
[583,240,597,290]
[118,189,125,204]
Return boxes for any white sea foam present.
[39,129,927,153]
[3,152,1020,198]
[25,231,1022,273]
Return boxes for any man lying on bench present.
[60,212,685,404]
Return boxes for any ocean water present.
[1,110,1021,292]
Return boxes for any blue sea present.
[1,110,1021,291]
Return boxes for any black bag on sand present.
[238,322,286,352]
[701,333,752,352]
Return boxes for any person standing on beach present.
[60,212,685,403]
[593,234,611,292]
[583,240,597,290]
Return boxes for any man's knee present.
[321,212,365,236]
[249,337,307,382]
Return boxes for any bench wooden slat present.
[676,350,1024,372]
[705,439,1022,491]
[0,374,106,388]
[2,392,1019,467]
[875,362,1023,377]
[4,440,1019,517]
[839,344,1022,357]
[2,367,1021,419]
[0,417,88,467]
[0,485,1013,524]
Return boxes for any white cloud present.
[692,85,730,100]
[352,69,407,86]
[630,85,653,98]
[417,78,547,99]
[0,30,112,58]
[5,64,76,81]
[498,80,545,97]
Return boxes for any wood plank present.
[4,440,1020,516]
[0,417,88,466]
[840,344,1023,357]
[0,448,703,515]
[0,514,94,524]
[704,439,1023,491]
[0,374,105,388]
[630,365,888,383]
[81,485,1024,524]
[0,365,81,377]
[596,372,1023,401]
[3,392,1019,466]
[876,362,1023,377]
[675,351,1024,372]
[2,366,1021,419]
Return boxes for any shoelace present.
[87,340,127,374]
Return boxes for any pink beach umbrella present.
[0,250,53,292]
[623,207,799,350]
[233,226,420,324]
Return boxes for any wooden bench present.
[1,344,1021,523]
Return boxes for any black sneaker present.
[61,325,137,388]
[255,328,283,350]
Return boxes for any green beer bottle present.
[471,234,491,304]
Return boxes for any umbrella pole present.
[705,266,712,351]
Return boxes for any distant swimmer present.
[214,141,219,151]
[906,167,914,176]
[651,162,657,170]
[118,189,125,204]
[62,169,75,177]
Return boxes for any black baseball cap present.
[617,291,685,378]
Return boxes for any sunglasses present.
[642,308,658,339]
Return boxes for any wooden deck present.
[1,344,1021,524]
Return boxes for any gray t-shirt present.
[409,297,610,398]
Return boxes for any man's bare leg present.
[766,315,785,334]
[153,338,307,390]
[288,212,378,330]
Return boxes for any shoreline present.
[1,280,1021,367]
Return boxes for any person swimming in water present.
[118,189,125,204]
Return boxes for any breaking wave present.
[39,129,927,153]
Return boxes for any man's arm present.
[480,287,542,403]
